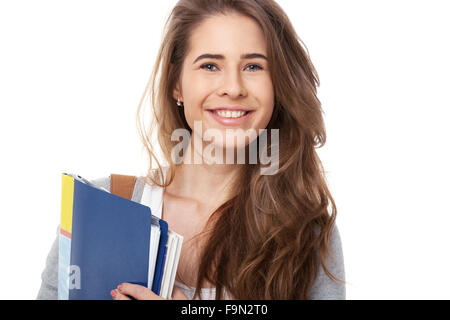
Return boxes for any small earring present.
[177,98,183,107]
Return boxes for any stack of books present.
[58,173,183,300]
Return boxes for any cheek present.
[256,88,275,129]
[182,79,210,114]
[182,70,210,101]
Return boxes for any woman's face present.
[173,12,274,152]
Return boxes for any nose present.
[217,69,248,99]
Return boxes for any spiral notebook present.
[58,172,183,300]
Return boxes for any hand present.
[110,283,188,300]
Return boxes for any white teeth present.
[214,110,248,118]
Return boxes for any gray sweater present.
[36,175,346,300]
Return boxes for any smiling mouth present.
[207,110,252,119]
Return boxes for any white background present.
[0,0,449,299]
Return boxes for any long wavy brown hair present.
[136,0,344,299]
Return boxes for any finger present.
[111,289,130,300]
[118,283,164,300]
[172,285,189,300]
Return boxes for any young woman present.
[38,0,345,300]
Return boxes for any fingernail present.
[110,289,117,298]
[118,284,123,292]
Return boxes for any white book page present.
[147,224,160,289]
[168,234,183,299]
[160,232,174,299]
[163,232,178,299]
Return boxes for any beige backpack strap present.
[110,174,137,200]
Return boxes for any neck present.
[166,137,242,212]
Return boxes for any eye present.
[200,63,218,71]
[246,64,263,71]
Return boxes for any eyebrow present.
[193,53,268,64]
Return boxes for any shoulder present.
[308,223,346,300]
[139,166,171,188]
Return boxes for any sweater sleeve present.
[308,223,346,300]
[35,176,110,300]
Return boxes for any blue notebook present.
[59,173,166,300]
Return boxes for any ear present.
[169,63,182,101]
